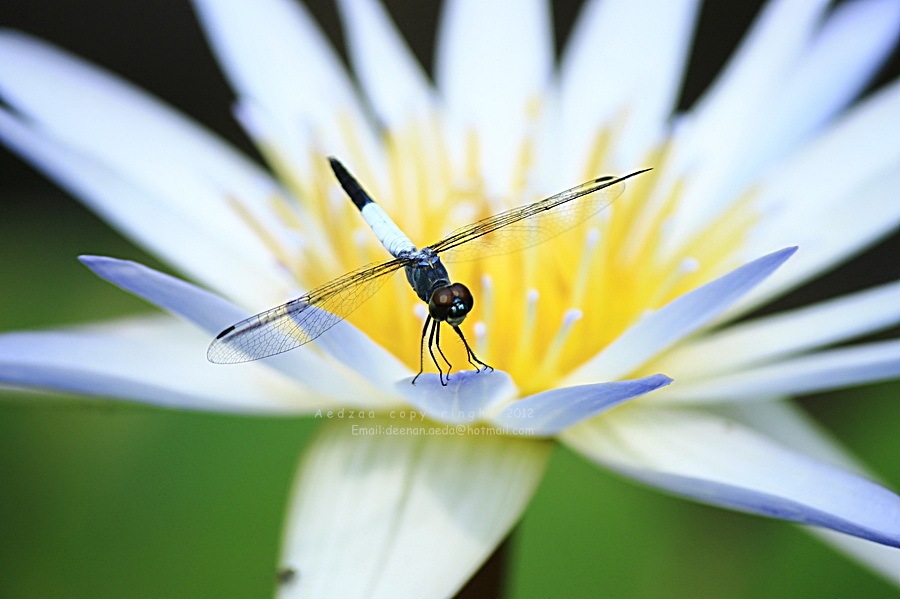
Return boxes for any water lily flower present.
[2,0,900,596]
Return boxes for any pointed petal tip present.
[78,253,110,266]
[650,373,675,387]
[762,245,799,272]
[569,246,801,384]
[778,245,799,258]
[78,254,133,279]
[741,244,799,283]
[493,373,676,437]
[629,373,676,396]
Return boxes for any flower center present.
[236,114,757,394]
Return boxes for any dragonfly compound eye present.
[429,283,473,324]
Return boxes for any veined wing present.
[429,169,651,262]
[208,258,404,364]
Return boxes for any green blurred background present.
[1,1,899,597]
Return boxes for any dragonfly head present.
[429,283,473,325]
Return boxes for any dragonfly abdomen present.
[329,157,416,258]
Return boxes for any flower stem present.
[454,534,512,599]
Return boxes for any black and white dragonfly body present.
[208,158,650,384]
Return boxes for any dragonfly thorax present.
[397,247,439,267]
[429,283,473,325]
[404,249,450,302]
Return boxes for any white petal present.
[490,374,673,436]
[0,316,314,414]
[677,0,829,163]
[814,530,900,586]
[192,0,384,184]
[394,370,516,425]
[690,0,829,128]
[563,406,900,547]
[734,0,900,184]
[662,0,830,249]
[740,168,900,311]
[336,0,434,128]
[557,0,700,180]
[308,315,413,394]
[566,247,797,384]
[721,400,900,584]
[0,31,296,283]
[0,30,276,210]
[80,256,246,336]
[655,279,900,381]
[435,0,552,194]
[677,0,900,230]
[719,400,868,475]
[279,419,551,598]
[655,339,900,403]
[0,109,291,309]
[81,255,401,405]
[757,78,900,219]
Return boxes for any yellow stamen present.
[226,195,298,278]
[512,289,541,370]
[474,321,488,358]
[570,228,602,312]
[533,308,583,385]
[228,105,758,394]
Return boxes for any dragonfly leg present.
[452,325,493,373]
[412,316,432,385]
[434,322,454,380]
[427,319,448,386]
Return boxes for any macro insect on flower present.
[1,0,899,597]
[208,157,651,385]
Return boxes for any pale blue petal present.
[689,0,829,131]
[625,470,900,547]
[656,339,900,404]
[814,529,900,586]
[80,255,242,334]
[657,279,900,381]
[80,255,405,403]
[305,303,414,390]
[723,401,900,585]
[0,317,313,414]
[394,370,516,425]
[567,247,797,384]
[740,168,900,312]
[490,374,673,436]
[564,406,900,548]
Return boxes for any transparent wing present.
[429,169,650,263]
[207,258,404,363]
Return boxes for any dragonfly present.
[208,158,650,384]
